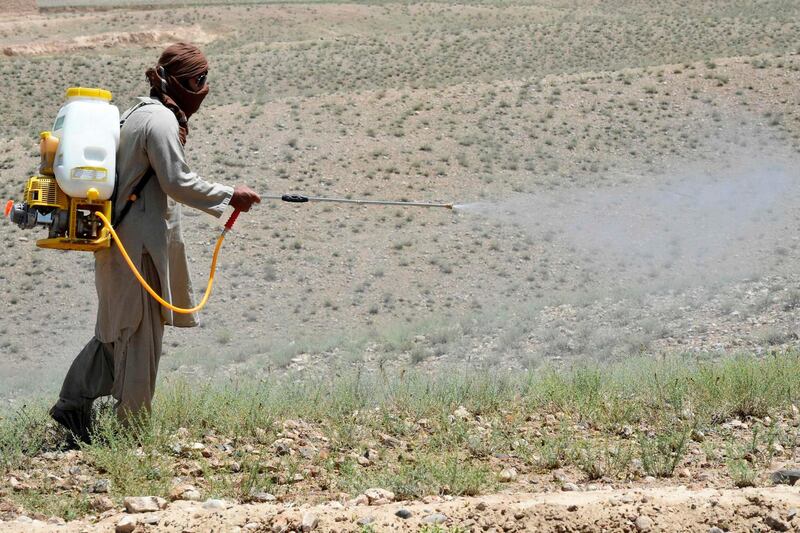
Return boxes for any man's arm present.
[144,110,235,217]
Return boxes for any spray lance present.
[267,194,453,210]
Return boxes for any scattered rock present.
[298,446,317,459]
[250,491,277,503]
[379,433,402,448]
[349,494,369,506]
[395,509,412,519]
[364,488,395,505]
[765,513,790,531]
[453,406,471,420]
[475,502,487,511]
[271,514,291,532]
[301,512,318,531]
[771,469,800,485]
[115,515,137,533]
[787,508,798,521]
[356,516,375,526]
[499,467,518,482]
[724,419,747,430]
[273,438,294,456]
[562,483,579,492]
[123,496,167,513]
[635,515,654,532]
[170,484,202,502]
[7,477,29,491]
[254,427,268,443]
[423,513,448,525]
[202,499,228,511]
[708,528,724,533]
[365,448,380,461]
[141,514,160,526]
[89,495,115,512]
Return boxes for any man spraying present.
[49,42,261,445]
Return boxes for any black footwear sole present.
[49,403,92,445]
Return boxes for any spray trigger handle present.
[224,209,241,231]
[281,194,309,203]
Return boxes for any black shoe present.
[49,400,92,446]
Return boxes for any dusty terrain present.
[2,396,800,532]
[0,2,799,399]
[3,485,800,532]
[1,1,800,530]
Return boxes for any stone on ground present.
[115,515,137,533]
[364,488,395,505]
[123,496,167,513]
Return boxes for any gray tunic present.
[94,97,233,341]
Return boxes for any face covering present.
[144,42,210,145]
[164,73,209,119]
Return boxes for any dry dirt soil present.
[1,2,800,529]
[0,2,799,398]
[3,485,800,532]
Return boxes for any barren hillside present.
[2,2,800,530]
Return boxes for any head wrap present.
[145,42,209,145]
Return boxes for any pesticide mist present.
[461,155,800,295]
[439,145,800,366]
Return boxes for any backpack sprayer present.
[5,87,455,315]
[5,87,117,252]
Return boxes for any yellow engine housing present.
[23,176,112,252]
[24,176,68,210]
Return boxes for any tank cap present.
[65,87,112,101]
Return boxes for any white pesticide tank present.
[52,87,120,200]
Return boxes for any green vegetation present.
[2,351,799,519]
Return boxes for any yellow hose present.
[94,211,225,314]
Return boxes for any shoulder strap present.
[112,169,153,227]
[119,99,154,128]
[112,100,159,228]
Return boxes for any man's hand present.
[230,185,261,212]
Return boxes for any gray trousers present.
[55,254,164,423]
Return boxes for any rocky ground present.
[3,402,800,532]
[1,2,800,400]
[2,485,800,532]
[2,2,800,531]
